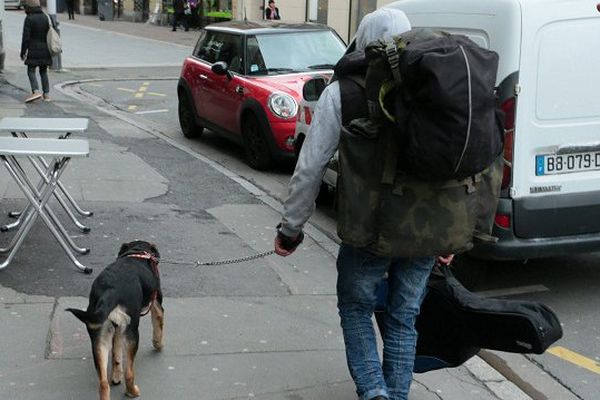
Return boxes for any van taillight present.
[495,213,511,229]
[501,97,516,190]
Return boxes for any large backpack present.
[361,28,504,181]
[333,29,505,257]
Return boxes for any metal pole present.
[0,0,5,71]
[47,0,62,71]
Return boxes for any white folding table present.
[0,137,92,274]
[0,118,92,233]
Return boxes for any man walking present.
[274,8,452,400]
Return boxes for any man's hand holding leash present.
[274,224,304,256]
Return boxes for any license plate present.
[536,151,600,176]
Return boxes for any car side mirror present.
[302,77,327,101]
[212,61,233,80]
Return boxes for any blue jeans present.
[336,243,434,400]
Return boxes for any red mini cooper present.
[177,20,346,170]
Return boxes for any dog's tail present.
[65,308,91,324]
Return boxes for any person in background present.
[66,0,76,20]
[265,0,280,20]
[171,0,189,32]
[20,0,53,103]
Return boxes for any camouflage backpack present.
[334,29,504,257]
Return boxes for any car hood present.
[247,72,333,100]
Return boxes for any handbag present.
[46,14,62,56]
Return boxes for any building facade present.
[76,0,396,43]
[233,0,398,43]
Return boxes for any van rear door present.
[511,0,600,238]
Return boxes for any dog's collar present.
[126,252,160,317]
[126,252,160,279]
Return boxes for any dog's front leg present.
[150,300,164,350]
[124,331,141,398]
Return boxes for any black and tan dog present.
[67,240,164,400]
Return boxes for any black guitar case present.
[375,266,563,373]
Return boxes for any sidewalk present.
[0,16,574,400]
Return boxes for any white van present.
[383,0,600,259]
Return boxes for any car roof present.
[204,20,334,35]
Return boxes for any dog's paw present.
[110,378,121,386]
[152,339,164,351]
[125,384,140,398]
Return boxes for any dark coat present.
[172,0,186,14]
[20,7,53,67]
[265,6,280,20]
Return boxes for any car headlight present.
[268,92,298,119]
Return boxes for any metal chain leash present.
[160,249,276,267]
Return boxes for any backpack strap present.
[384,41,402,82]
[339,75,368,126]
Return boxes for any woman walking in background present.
[66,0,76,20]
[20,0,53,103]
[265,0,280,20]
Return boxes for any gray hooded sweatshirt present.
[279,8,412,237]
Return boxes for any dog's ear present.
[150,243,160,260]
[118,242,133,257]
[66,308,90,324]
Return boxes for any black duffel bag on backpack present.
[363,28,505,181]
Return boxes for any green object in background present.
[205,11,232,18]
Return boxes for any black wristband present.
[276,224,304,251]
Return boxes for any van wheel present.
[242,113,273,170]
[178,92,204,139]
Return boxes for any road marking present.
[128,105,138,111]
[548,346,600,375]
[475,284,550,298]
[118,87,136,93]
[135,109,169,115]
[148,92,167,97]
[133,82,150,99]
[86,83,103,87]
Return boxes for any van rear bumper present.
[470,230,600,260]
[470,198,600,260]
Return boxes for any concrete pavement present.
[0,12,575,400]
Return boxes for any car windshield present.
[247,30,345,75]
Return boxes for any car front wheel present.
[242,113,273,170]
[178,92,204,139]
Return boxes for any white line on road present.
[475,284,550,298]
[134,109,170,115]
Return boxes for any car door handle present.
[199,74,208,80]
